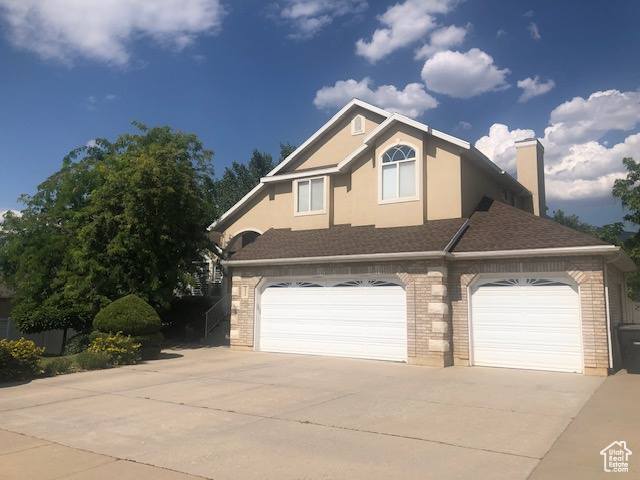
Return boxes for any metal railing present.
[204,294,231,338]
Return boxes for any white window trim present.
[351,114,365,135]
[378,142,420,205]
[293,176,327,216]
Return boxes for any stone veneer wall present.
[229,255,615,375]
[228,260,454,367]
[449,256,609,376]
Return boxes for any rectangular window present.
[398,161,416,198]
[296,177,325,214]
[381,164,397,200]
[381,160,416,201]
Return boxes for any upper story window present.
[351,114,365,135]
[295,177,325,214]
[380,145,417,202]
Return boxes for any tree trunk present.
[60,328,68,356]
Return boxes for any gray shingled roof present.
[223,197,608,262]
[229,219,466,261]
[452,197,607,252]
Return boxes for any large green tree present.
[0,123,216,335]
[612,157,640,300]
[214,143,295,215]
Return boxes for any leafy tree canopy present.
[214,143,295,215]
[0,123,216,333]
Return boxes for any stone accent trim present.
[449,256,610,374]
[228,255,616,375]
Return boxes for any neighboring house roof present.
[228,219,467,262]
[452,197,607,252]
[208,98,530,232]
[223,197,635,271]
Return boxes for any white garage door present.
[471,277,582,373]
[258,279,407,362]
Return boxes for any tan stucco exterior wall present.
[460,158,517,217]
[426,139,462,220]
[291,108,385,172]
[217,121,528,245]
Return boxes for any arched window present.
[381,145,417,201]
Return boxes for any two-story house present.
[208,99,634,376]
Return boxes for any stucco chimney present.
[515,138,546,217]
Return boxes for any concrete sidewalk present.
[0,430,205,480]
[530,370,640,479]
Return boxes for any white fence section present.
[0,317,76,354]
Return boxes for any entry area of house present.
[257,279,407,362]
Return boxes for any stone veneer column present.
[229,274,261,350]
[409,265,453,367]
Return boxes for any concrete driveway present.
[0,346,603,479]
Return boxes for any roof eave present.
[450,245,636,271]
[222,250,447,267]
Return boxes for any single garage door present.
[258,279,407,362]
[471,277,582,373]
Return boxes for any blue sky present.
[1,0,639,227]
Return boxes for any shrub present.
[76,350,112,370]
[63,333,91,355]
[132,332,164,360]
[93,294,162,336]
[0,338,44,381]
[43,357,74,376]
[88,331,108,343]
[88,332,141,365]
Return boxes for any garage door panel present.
[471,278,582,373]
[259,281,407,362]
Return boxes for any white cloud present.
[475,89,640,201]
[415,24,469,59]
[528,22,541,40]
[277,0,367,39]
[421,48,510,98]
[0,0,225,66]
[475,124,536,173]
[517,76,555,102]
[313,77,438,118]
[545,89,640,146]
[496,28,507,38]
[355,0,459,62]
[456,121,472,130]
[523,10,534,18]
[0,210,21,224]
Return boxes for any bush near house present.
[87,332,141,365]
[42,356,74,376]
[76,350,112,370]
[0,338,44,381]
[93,294,163,359]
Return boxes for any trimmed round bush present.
[93,294,162,336]
[132,332,164,360]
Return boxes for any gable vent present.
[351,114,365,135]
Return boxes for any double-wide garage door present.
[471,277,583,373]
[258,279,407,362]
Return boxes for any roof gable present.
[268,99,390,177]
